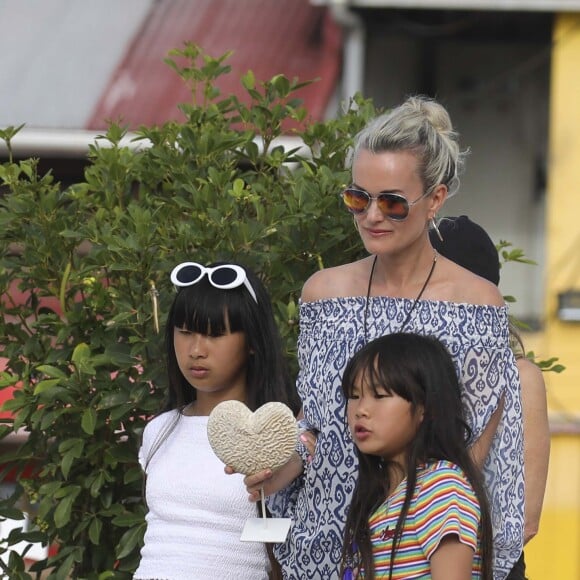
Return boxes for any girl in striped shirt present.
[341,333,493,580]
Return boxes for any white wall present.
[362,23,550,324]
[439,41,549,324]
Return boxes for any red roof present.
[87,0,342,131]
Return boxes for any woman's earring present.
[430,218,443,242]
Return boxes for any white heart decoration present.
[207,400,298,476]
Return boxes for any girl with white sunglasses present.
[134,261,299,580]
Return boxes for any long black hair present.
[340,333,493,580]
[146,262,296,579]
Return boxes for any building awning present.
[87,0,342,131]
[313,0,580,11]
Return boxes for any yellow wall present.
[544,12,580,413]
[525,434,580,580]
[525,13,580,580]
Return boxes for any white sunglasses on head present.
[170,262,258,303]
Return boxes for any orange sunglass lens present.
[376,195,408,219]
[343,189,369,212]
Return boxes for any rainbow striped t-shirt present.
[366,460,482,579]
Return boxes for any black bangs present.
[342,348,384,398]
[170,281,246,336]
[373,352,416,402]
[342,338,422,404]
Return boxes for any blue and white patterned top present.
[268,296,523,580]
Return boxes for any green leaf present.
[0,423,13,440]
[81,407,98,435]
[71,342,91,365]
[124,465,144,485]
[98,391,131,409]
[33,378,61,395]
[241,70,255,90]
[35,365,68,380]
[89,471,106,497]
[58,440,84,478]
[4,550,27,576]
[88,516,102,545]
[111,512,144,527]
[1,396,27,413]
[0,123,26,142]
[106,443,135,464]
[54,494,75,528]
[60,453,75,480]
[0,506,25,520]
[271,74,290,96]
[109,402,134,423]
[116,521,146,559]
[38,481,62,496]
[58,438,84,454]
[53,551,77,580]
[0,372,19,388]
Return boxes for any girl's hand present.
[225,451,304,502]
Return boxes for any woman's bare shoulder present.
[301,259,370,302]
[433,256,505,307]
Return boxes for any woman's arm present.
[430,535,476,580]
[517,357,550,544]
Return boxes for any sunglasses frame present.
[340,186,432,221]
[170,262,258,303]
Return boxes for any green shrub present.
[0,44,376,578]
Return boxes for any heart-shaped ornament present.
[207,400,298,475]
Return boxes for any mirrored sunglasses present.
[340,186,431,221]
[170,262,258,303]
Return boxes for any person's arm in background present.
[469,396,504,470]
[517,357,550,544]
